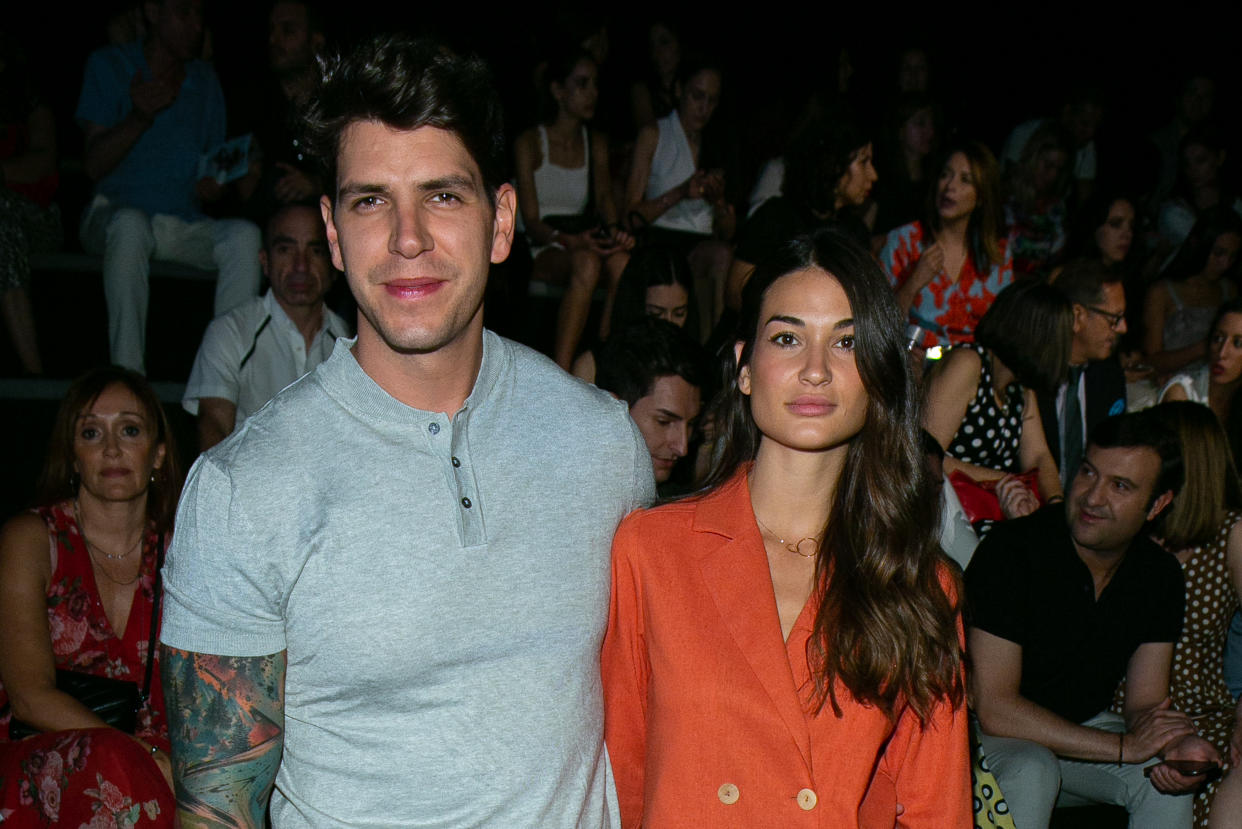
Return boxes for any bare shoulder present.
[0,513,50,566]
[514,128,540,167]
[928,346,983,389]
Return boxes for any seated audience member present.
[1041,259,1128,491]
[571,244,695,383]
[1154,125,1242,259]
[924,280,1070,519]
[966,411,1217,828]
[872,93,937,236]
[0,34,59,376]
[76,0,261,374]
[626,54,735,337]
[594,318,707,491]
[1129,402,1242,828]
[230,0,326,222]
[514,46,633,371]
[726,102,876,311]
[1150,75,1216,211]
[0,367,183,824]
[183,203,347,451]
[923,429,980,570]
[1146,208,1242,376]
[628,20,681,131]
[881,140,1012,351]
[1003,122,1072,279]
[1001,87,1103,204]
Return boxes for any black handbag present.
[6,537,163,741]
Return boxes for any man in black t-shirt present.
[965,412,1217,828]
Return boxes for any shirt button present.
[461,497,472,509]
[428,422,440,435]
[796,788,817,810]
[717,783,739,805]
[451,457,461,468]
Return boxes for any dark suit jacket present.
[1038,357,1127,474]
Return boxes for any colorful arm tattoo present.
[161,646,286,829]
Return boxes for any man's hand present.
[1148,733,1220,793]
[130,71,180,122]
[1125,698,1196,763]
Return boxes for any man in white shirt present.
[182,202,348,450]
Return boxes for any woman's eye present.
[79,427,99,440]
[122,425,142,437]
[772,332,798,346]
[837,334,856,351]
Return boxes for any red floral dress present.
[879,220,1014,350]
[0,501,173,826]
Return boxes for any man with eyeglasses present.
[1041,259,1129,490]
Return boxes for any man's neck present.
[1069,342,1090,367]
[275,296,326,353]
[1074,542,1129,600]
[352,318,485,416]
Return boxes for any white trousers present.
[80,195,261,373]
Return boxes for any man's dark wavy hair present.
[302,34,506,204]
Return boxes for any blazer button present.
[717,783,739,805]
[796,788,817,811]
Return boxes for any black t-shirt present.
[964,504,1184,724]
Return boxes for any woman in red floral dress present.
[0,367,182,826]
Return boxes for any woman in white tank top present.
[625,57,736,338]
[514,49,633,371]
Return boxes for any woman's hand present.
[909,242,945,292]
[1148,732,1220,793]
[996,475,1040,519]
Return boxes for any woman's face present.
[554,59,598,122]
[1204,232,1242,280]
[897,48,929,94]
[936,152,978,222]
[737,267,867,456]
[646,282,690,327]
[1210,313,1242,385]
[900,108,935,158]
[835,143,878,209]
[1095,199,1135,266]
[677,69,721,133]
[73,383,165,504]
[1183,142,1223,189]
[648,23,679,78]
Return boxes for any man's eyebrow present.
[418,174,479,194]
[269,234,297,246]
[1109,475,1138,489]
[337,182,389,199]
[655,408,686,420]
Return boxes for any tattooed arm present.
[161,646,286,828]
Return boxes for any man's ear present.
[1071,303,1087,335]
[490,183,516,265]
[259,248,270,279]
[321,194,345,272]
[1146,489,1175,522]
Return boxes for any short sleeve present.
[182,314,246,414]
[76,48,129,129]
[160,454,288,656]
[627,415,657,511]
[962,527,1026,645]
[879,224,916,290]
[1144,555,1185,645]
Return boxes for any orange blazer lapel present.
[693,472,814,770]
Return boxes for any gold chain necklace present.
[753,514,822,558]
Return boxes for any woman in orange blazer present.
[602,228,970,828]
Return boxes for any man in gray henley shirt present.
[159,35,654,827]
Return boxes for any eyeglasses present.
[1085,306,1125,330]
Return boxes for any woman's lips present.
[787,396,836,416]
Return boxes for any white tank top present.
[533,125,589,219]
[645,113,712,235]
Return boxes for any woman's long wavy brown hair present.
[701,227,964,721]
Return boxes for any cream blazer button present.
[717,783,740,805]
[797,788,818,810]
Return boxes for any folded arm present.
[161,646,286,829]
